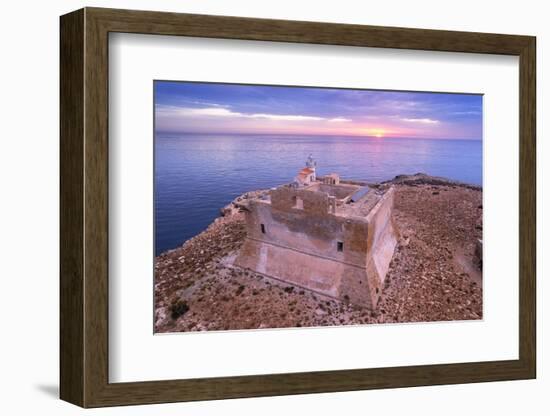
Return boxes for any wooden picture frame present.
[60,7,536,408]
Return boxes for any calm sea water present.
[155,134,482,255]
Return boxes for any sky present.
[154,81,483,140]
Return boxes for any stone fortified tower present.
[235,162,398,309]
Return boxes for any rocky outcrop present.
[383,173,482,191]
[154,175,483,332]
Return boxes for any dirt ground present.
[154,176,483,333]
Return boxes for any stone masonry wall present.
[234,185,397,308]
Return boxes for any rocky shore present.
[154,174,482,333]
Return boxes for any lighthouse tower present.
[305,154,317,181]
[294,154,317,186]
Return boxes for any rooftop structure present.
[295,167,315,186]
[234,157,397,308]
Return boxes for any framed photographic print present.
[60,7,536,408]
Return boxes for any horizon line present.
[154,130,482,141]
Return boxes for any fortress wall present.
[366,187,395,251]
[270,185,332,215]
[364,187,398,304]
[342,218,370,266]
[246,187,372,266]
[235,239,372,307]
[236,196,376,307]
[235,239,344,298]
[336,264,374,307]
[235,185,396,309]
[246,199,347,262]
[270,187,296,211]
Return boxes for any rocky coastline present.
[154,174,483,333]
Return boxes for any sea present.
[155,134,482,255]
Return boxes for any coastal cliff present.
[154,174,482,333]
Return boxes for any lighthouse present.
[305,154,317,181]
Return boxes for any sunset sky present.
[154,81,483,140]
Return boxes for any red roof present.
[299,167,314,175]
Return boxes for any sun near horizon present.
[367,128,386,138]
